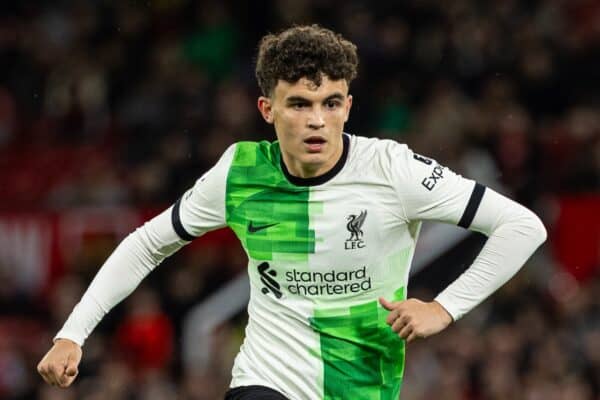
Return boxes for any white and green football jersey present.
[173,134,479,399]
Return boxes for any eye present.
[291,103,307,110]
[326,100,341,109]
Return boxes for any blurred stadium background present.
[0,1,598,399]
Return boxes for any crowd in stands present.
[0,1,597,399]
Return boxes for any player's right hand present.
[37,338,82,388]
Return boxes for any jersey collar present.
[280,133,350,187]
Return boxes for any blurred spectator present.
[0,87,16,146]
[115,287,174,374]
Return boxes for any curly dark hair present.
[255,25,359,96]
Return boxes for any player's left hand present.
[379,297,453,342]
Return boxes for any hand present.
[379,297,453,342]
[37,338,82,388]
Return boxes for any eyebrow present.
[285,93,346,104]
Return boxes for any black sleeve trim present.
[171,198,196,241]
[457,183,486,229]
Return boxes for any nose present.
[307,108,325,130]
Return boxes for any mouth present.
[303,136,327,152]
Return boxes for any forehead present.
[273,76,349,100]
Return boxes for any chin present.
[301,153,327,165]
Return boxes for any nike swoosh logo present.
[248,222,279,233]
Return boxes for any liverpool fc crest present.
[345,210,367,249]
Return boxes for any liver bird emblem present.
[346,210,367,241]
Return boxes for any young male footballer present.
[38,25,547,399]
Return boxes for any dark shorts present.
[225,385,289,400]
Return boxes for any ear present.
[344,94,353,123]
[258,96,274,124]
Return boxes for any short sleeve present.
[171,144,236,241]
[388,142,485,227]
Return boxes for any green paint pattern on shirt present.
[225,141,317,261]
[310,287,406,400]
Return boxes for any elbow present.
[503,208,547,247]
[537,218,548,245]
[527,211,547,247]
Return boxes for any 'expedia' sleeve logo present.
[421,164,445,191]
[413,153,445,191]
